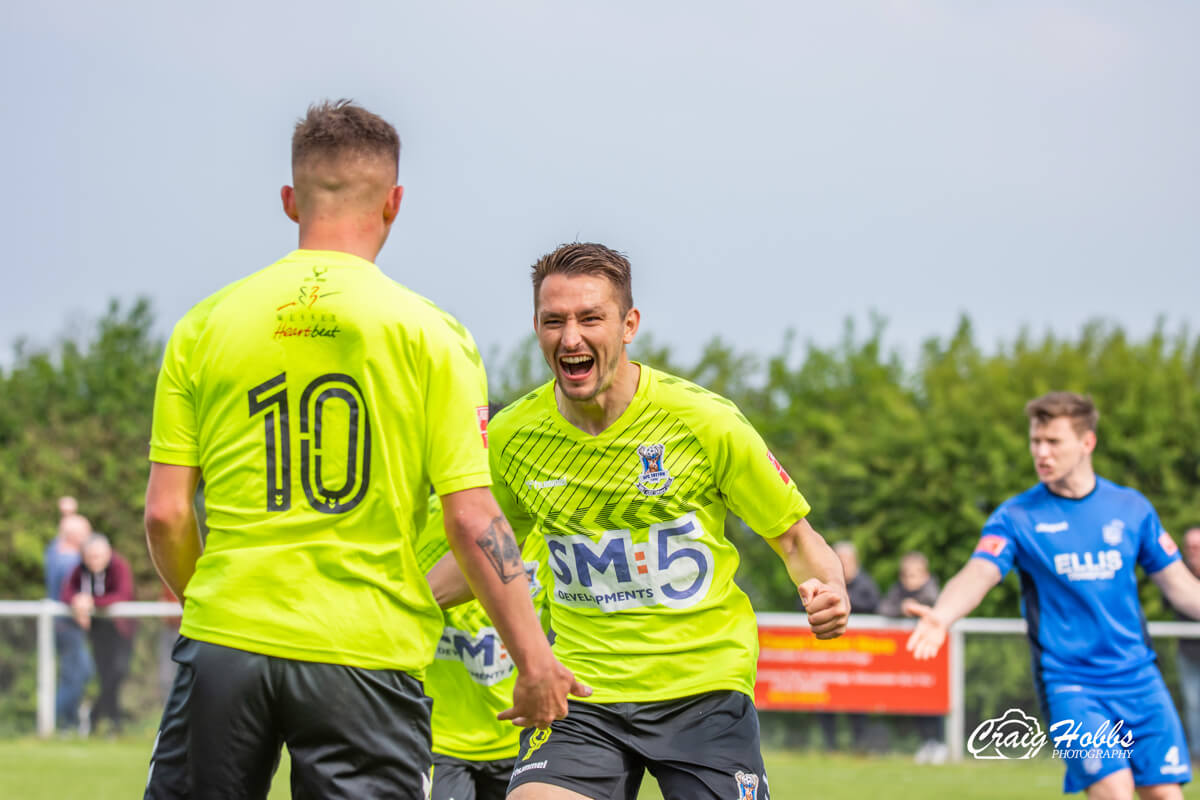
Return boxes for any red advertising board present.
[755,623,950,715]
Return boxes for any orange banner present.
[755,625,950,714]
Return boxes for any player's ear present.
[622,307,640,344]
[280,186,300,223]
[1082,429,1097,454]
[383,185,404,224]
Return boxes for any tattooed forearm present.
[476,516,524,584]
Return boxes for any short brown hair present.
[1024,391,1099,434]
[291,99,400,178]
[531,243,634,313]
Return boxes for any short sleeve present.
[149,319,201,466]
[424,317,492,496]
[1137,505,1181,575]
[971,509,1017,578]
[707,411,810,538]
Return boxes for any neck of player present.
[297,214,389,264]
[556,360,640,436]
[1045,461,1097,499]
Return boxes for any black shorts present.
[144,636,433,800]
[508,690,769,800]
[432,753,515,800]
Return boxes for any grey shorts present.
[508,690,769,800]
[432,753,516,800]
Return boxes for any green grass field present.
[0,738,1195,800]
[8,736,1199,799]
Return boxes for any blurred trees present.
[0,299,162,600]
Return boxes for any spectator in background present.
[879,551,940,616]
[1168,527,1200,760]
[58,496,78,518]
[44,511,94,732]
[61,534,135,734]
[880,551,944,764]
[809,541,882,752]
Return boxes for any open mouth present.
[559,353,595,380]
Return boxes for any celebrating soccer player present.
[907,392,1200,800]
[487,242,849,800]
[142,100,583,799]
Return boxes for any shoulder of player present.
[382,287,486,365]
[648,366,751,433]
[488,383,554,445]
[1094,476,1158,517]
[169,275,252,341]
[382,282,476,340]
[987,484,1045,527]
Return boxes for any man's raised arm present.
[904,557,1002,660]
[1152,560,1200,620]
[440,486,589,727]
[766,517,850,639]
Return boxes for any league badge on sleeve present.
[766,450,791,485]
[975,535,1007,557]
[1160,532,1179,557]
[476,405,489,448]
[635,443,673,496]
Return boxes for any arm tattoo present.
[476,516,525,584]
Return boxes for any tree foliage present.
[0,299,162,600]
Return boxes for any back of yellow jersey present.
[149,249,490,673]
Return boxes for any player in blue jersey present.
[906,392,1200,799]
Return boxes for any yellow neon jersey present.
[415,496,550,761]
[149,249,490,674]
[488,364,810,703]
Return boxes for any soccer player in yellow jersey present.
[489,243,850,800]
[142,101,584,799]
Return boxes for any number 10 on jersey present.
[247,372,372,514]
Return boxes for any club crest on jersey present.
[734,771,759,800]
[635,443,673,496]
[1102,519,1125,546]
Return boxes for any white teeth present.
[561,355,592,364]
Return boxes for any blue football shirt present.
[971,476,1180,686]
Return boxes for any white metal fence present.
[0,600,180,738]
[3,602,1199,761]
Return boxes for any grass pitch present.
[2,737,1197,799]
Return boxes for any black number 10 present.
[247,372,371,514]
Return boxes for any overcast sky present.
[3,1,1197,378]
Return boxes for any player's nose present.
[561,320,583,348]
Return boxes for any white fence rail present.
[4,602,1200,760]
[0,600,180,738]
